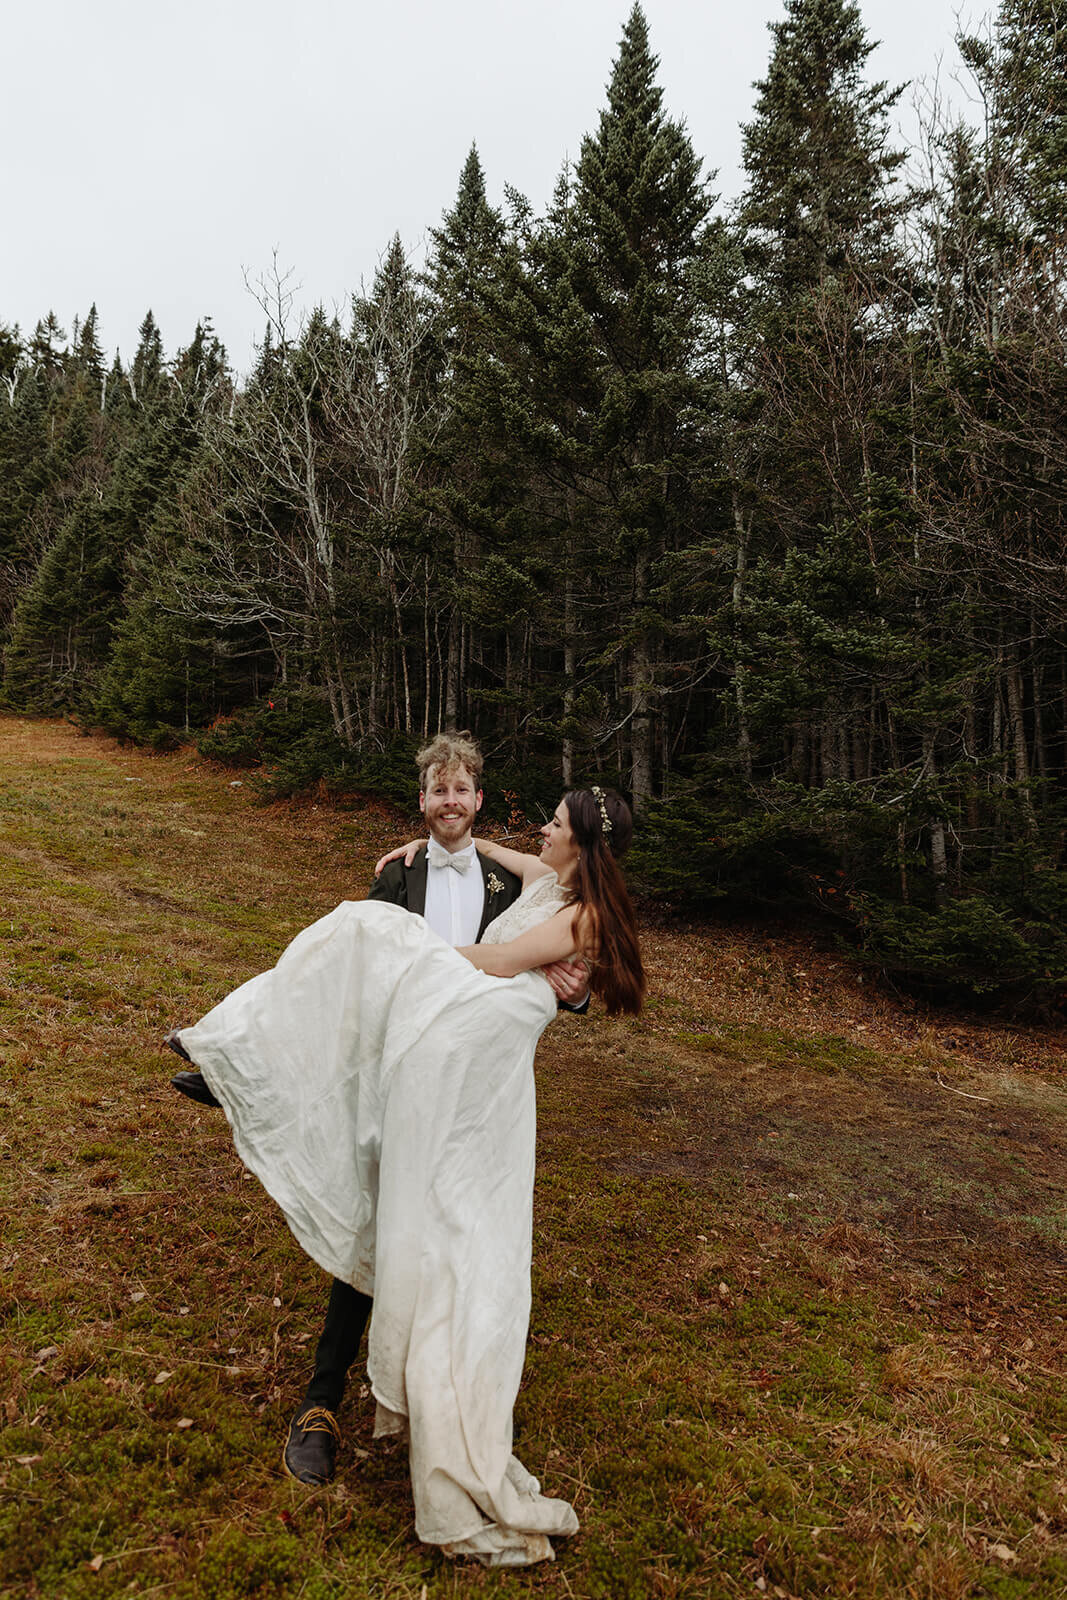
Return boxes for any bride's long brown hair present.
[562,788,645,1016]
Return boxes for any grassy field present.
[0,715,1063,1600]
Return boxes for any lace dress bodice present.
[480,870,566,946]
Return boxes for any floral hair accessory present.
[590,785,613,835]
[487,872,506,896]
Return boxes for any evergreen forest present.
[2,0,1066,1005]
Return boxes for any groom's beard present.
[422,796,478,851]
[427,818,474,850]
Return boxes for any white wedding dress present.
[177,870,579,1566]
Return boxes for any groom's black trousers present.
[302,1279,373,1412]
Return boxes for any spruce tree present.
[572,5,710,809]
[740,0,906,302]
[959,0,1067,259]
[479,5,711,807]
[421,147,510,728]
[703,0,923,880]
[28,313,66,381]
[89,322,229,730]
[0,324,21,386]
[72,303,105,396]
[426,145,505,367]
[3,319,225,714]
[129,310,165,407]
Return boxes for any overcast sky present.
[3,0,979,373]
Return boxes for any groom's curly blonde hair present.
[416,731,484,790]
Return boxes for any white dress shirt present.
[422,841,485,947]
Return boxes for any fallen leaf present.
[130,1290,146,1303]
[990,1543,1017,1564]
[88,1554,104,1572]
[154,1370,172,1385]
[176,1418,194,1430]
[33,1346,58,1361]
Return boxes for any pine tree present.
[571,5,710,809]
[960,0,1067,259]
[476,5,711,807]
[426,145,505,367]
[422,146,509,729]
[3,320,224,713]
[740,0,906,303]
[129,310,165,407]
[0,324,21,387]
[28,313,66,381]
[72,303,105,397]
[103,350,128,416]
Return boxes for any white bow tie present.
[427,841,474,874]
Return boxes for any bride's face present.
[540,802,579,880]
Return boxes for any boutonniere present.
[487,873,506,896]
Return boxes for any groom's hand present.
[542,958,590,1005]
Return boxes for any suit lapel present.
[475,853,499,941]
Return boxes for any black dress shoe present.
[165,1029,193,1064]
[170,1070,222,1108]
[165,1030,221,1108]
[283,1405,341,1484]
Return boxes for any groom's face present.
[420,762,482,851]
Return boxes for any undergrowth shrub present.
[633,774,1067,1011]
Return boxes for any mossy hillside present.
[0,717,1063,1599]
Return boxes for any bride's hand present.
[374,841,423,876]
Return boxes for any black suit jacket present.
[367,844,523,939]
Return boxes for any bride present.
[171,784,644,1567]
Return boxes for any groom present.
[280,730,589,1485]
